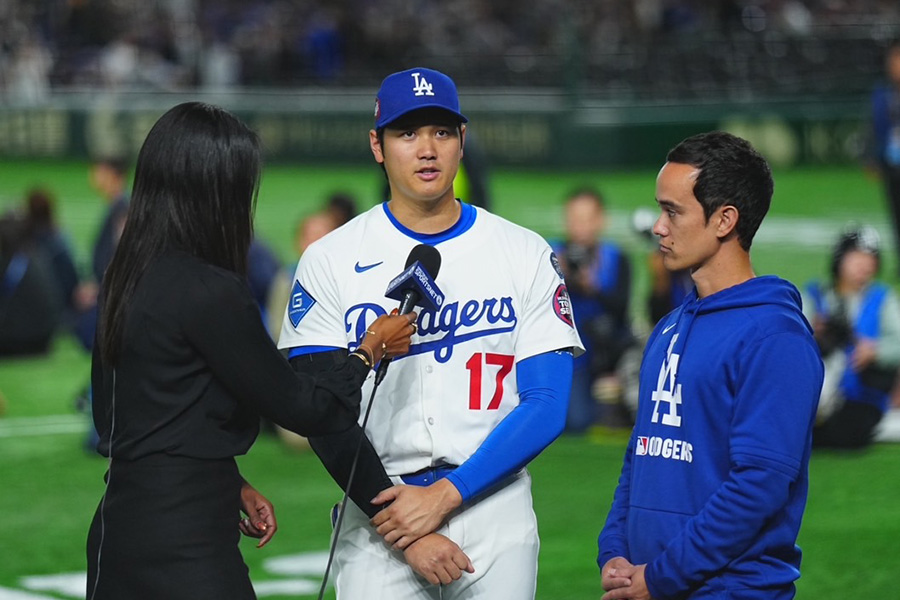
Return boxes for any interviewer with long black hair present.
[85,102,416,600]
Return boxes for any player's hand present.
[601,563,652,600]
[850,338,878,371]
[600,557,634,591]
[361,312,418,363]
[239,481,277,548]
[402,533,474,585]
[371,480,462,549]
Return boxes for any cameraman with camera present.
[553,187,633,433]
[803,224,900,448]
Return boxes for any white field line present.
[2,554,333,598]
[0,415,86,438]
[0,587,61,600]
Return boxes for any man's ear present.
[716,205,739,239]
[369,129,384,164]
[459,124,467,160]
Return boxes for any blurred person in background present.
[552,187,633,433]
[618,207,694,421]
[88,156,130,291]
[86,101,416,599]
[73,156,130,351]
[74,157,130,450]
[264,190,358,337]
[325,190,359,226]
[632,207,694,327]
[0,210,61,356]
[869,39,900,272]
[266,208,342,452]
[802,224,900,448]
[247,235,282,327]
[22,188,80,322]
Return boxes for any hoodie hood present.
[666,276,812,359]
[690,275,806,317]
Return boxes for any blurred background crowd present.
[2,0,900,101]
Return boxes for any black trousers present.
[86,455,255,600]
[813,401,883,449]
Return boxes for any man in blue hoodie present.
[597,131,824,600]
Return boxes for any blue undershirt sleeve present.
[444,349,573,502]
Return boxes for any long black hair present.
[98,102,261,364]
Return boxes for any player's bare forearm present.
[371,479,463,549]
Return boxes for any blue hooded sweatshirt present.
[598,276,823,600]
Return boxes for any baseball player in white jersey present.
[278,67,583,598]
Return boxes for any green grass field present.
[1,159,899,599]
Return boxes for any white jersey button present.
[427,417,435,425]
[425,365,433,373]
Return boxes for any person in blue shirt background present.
[869,39,900,272]
[802,224,900,448]
[598,131,823,600]
[553,187,634,432]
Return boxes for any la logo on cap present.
[411,72,435,97]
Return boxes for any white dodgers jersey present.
[278,202,583,476]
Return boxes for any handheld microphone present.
[374,244,443,384]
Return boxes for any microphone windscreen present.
[385,244,445,311]
[405,243,441,279]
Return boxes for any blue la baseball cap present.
[374,67,468,129]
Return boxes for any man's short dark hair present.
[565,186,605,208]
[666,131,773,251]
[93,156,130,177]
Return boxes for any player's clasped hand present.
[600,557,653,600]
[402,533,475,585]
[360,311,418,363]
[371,479,463,549]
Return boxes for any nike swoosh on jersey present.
[662,323,677,334]
[354,261,383,273]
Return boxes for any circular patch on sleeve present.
[553,284,574,327]
[549,252,565,280]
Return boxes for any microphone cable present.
[316,373,382,600]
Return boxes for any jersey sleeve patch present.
[288,280,317,328]
[553,284,574,327]
[549,251,565,280]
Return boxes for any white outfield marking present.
[18,573,84,598]
[0,587,64,600]
[253,580,322,595]
[4,552,332,598]
[0,416,86,438]
[262,551,329,576]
